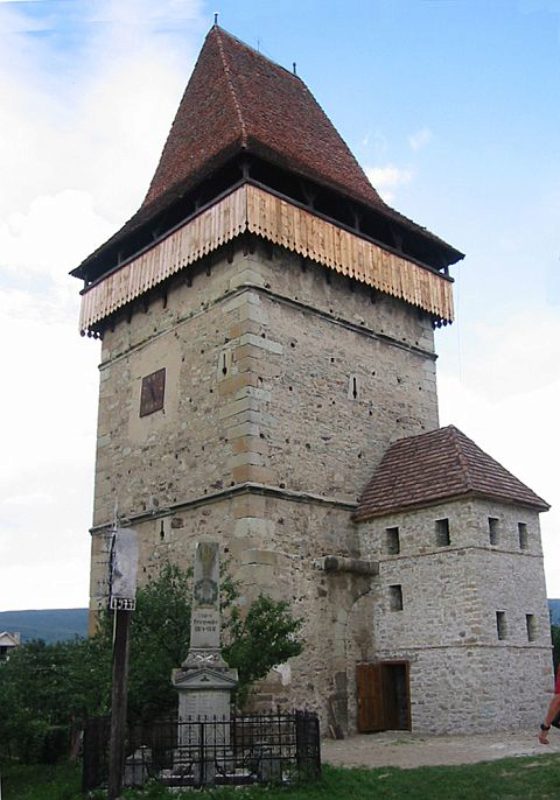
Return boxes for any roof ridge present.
[447,425,474,492]
[213,24,382,205]
[215,25,304,83]
[306,96,383,206]
[214,26,248,147]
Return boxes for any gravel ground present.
[321,729,560,770]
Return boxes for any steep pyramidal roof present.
[355,425,549,521]
[73,25,463,282]
[143,25,385,211]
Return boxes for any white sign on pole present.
[109,528,139,611]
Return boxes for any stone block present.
[228,451,264,468]
[226,421,261,440]
[229,267,266,289]
[243,549,280,566]
[231,464,273,484]
[231,436,268,455]
[238,333,283,354]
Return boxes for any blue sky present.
[1,0,559,609]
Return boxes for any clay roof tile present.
[72,26,463,280]
[143,25,385,210]
[354,425,549,521]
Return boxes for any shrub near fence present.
[82,710,320,791]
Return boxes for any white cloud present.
[365,164,413,203]
[0,0,205,611]
[0,191,114,284]
[2,492,55,507]
[461,311,560,401]
[437,307,560,598]
[408,126,433,151]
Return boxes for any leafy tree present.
[0,637,110,762]
[98,562,194,722]
[224,594,303,705]
[0,562,303,761]
[114,563,303,719]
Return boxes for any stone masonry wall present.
[358,498,553,732]
[89,235,440,731]
[94,239,439,525]
[89,491,375,732]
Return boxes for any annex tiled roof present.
[355,425,549,521]
[73,26,462,280]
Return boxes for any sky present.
[0,0,559,611]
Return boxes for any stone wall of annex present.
[358,498,553,732]
[400,646,551,733]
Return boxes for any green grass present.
[0,762,83,800]
[3,756,560,800]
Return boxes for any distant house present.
[0,631,21,660]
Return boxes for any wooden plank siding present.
[78,184,454,333]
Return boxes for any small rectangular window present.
[526,614,537,642]
[488,517,499,546]
[435,518,450,546]
[496,611,507,640]
[389,585,403,611]
[518,523,528,550]
[386,527,400,555]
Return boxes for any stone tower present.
[73,27,551,734]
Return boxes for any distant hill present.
[1,603,559,643]
[0,608,88,643]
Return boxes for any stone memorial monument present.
[172,541,238,781]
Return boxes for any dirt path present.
[321,729,560,770]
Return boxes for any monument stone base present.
[171,542,239,784]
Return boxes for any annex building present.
[73,26,553,735]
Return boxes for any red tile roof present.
[73,26,463,280]
[143,25,386,211]
[355,425,549,521]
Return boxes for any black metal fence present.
[83,710,320,791]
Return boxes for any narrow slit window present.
[496,611,507,640]
[526,614,537,642]
[435,518,450,547]
[386,527,400,555]
[518,522,528,550]
[488,517,499,546]
[217,349,232,380]
[389,584,403,611]
[348,374,359,401]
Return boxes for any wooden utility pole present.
[106,527,138,800]
[107,604,132,799]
